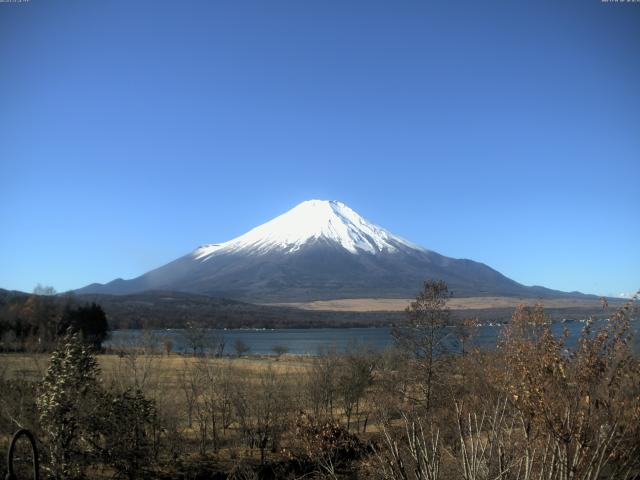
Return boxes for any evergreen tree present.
[59,302,110,350]
[97,388,157,479]
[37,331,102,479]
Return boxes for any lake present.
[105,318,640,356]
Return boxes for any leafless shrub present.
[287,411,366,479]
[234,339,251,357]
[375,415,441,480]
[272,344,289,359]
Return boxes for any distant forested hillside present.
[74,290,399,329]
[0,289,399,336]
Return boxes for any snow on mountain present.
[193,200,423,260]
[75,199,580,302]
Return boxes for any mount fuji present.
[77,200,573,302]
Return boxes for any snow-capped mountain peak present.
[76,200,561,302]
[193,199,421,260]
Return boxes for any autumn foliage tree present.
[498,295,640,479]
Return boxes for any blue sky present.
[1,0,638,297]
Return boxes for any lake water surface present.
[106,319,639,356]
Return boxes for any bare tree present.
[216,362,236,435]
[162,339,173,356]
[230,367,292,464]
[233,339,250,357]
[182,322,208,356]
[177,359,199,429]
[392,279,451,409]
[376,416,441,480]
[33,284,57,296]
[453,316,479,356]
[373,346,413,423]
[307,347,339,419]
[272,344,289,359]
[111,329,160,393]
[208,332,226,357]
[337,346,376,431]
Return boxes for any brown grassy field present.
[266,295,618,312]
[1,351,321,477]
[0,352,313,385]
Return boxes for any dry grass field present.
[0,352,313,386]
[1,351,322,477]
[267,295,616,312]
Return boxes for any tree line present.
[0,286,109,352]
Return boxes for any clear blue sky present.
[1,0,638,297]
